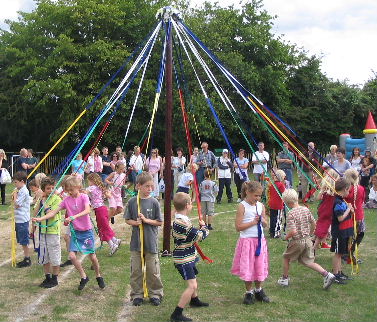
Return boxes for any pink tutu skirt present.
[231,237,269,282]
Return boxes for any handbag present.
[0,169,12,184]
[159,178,165,193]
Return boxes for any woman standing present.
[350,147,363,172]
[145,148,162,198]
[172,147,186,188]
[0,149,9,205]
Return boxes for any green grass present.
[0,178,376,321]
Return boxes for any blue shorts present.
[330,236,349,255]
[175,261,199,280]
[176,186,189,194]
[15,221,30,246]
[69,229,95,254]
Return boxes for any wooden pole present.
[162,22,173,255]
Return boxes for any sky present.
[1,0,377,85]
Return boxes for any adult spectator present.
[196,142,216,185]
[299,141,319,200]
[0,149,9,205]
[349,147,363,172]
[216,149,233,203]
[115,146,122,154]
[101,146,112,182]
[71,153,86,183]
[129,146,144,186]
[86,147,103,175]
[110,152,121,171]
[323,145,338,168]
[252,142,269,183]
[364,150,376,176]
[333,147,351,177]
[276,142,294,188]
[172,147,186,188]
[15,148,29,173]
[190,147,199,164]
[26,149,38,179]
[234,149,249,202]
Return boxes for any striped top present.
[286,206,315,240]
[172,214,209,265]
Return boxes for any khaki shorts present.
[201,201,215,216]
[38,234,61,266]
[283,238,314,265]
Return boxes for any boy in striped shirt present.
[170,192,209,322]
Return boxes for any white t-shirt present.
[235,157,249,178]
[178,172,193,188]
[252,151,269,174]
[239,200,264,238]
[130,154,144,171]
[173,156,186,175]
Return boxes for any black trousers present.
[0,184,6,204]
[217,178,232,201]
[234,173,246,198]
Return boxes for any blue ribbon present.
[255,205,262,256]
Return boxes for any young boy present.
[268,169,286,238]
[177,163,197,194]
[199,170,218,230]
[124,172,164,306]
[12,171,32,268]
[170,192,209,322]
[278,189,335,289]
[32,177,62,288]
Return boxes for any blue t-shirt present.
[71,159,86,175]
[235,157,249,179]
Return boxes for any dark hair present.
[241,181,262,199]
[13,171,27,183]
[40,177,56,192]
[28,179,38,188]
[176,147,184,153]
[336,147,345,155]
[335,178,350,193]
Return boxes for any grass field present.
[0,181,376,322]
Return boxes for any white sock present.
[254,288,262,293]
[111,237,117,242]
[246,290,253,294]
[107,240,115,247]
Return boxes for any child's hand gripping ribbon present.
[137,191,149,297]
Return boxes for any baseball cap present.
[223,149,228,153]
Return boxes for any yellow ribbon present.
[145,93,160,156]
[137,191,148,297]
[11,189,17,267]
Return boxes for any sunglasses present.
[112,155,118,157]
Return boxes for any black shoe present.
[339,271,353,280]
[334,274,347,284]
[111,217,115,224]
[44,277,58,288]
[243,293,255,305]
[60,259,72,267]
[39,275,51,288]
[150,297,161,306]
[190,298,209,307]
[96,277,106,289]
[216,200,221,204]
[16,258,31,268]
[132,298,143,306]
[78,277,89,290]
[254,289,270,303]
[207,225,213,230]
[170,313,192,322]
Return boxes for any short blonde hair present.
[282,189,298,205]
[319,169,339,196]
[0,149,7,160]
[35,173,47,187]
[63,175,82,190]
[187,163,198,172]
[344,168,359,185]
[275,169,286,182]
[173,192,191,212]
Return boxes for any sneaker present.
[357,258,363,264]
[321,242,331,249]
[39,276,51,288]
[60,259,72,267]
[207,225,213,230]
[189,298,209,307]
[78,277,89,290]
[277,277,289,287]
[16,258,31,268]
[243,292,255,305]
[150,297,161,306]
[339,271,353,280]
[96,276,106,289]
[44,277,58,289]
[323,272,335,290]
[254,289,270,303]
[334,274,347,285]
[237,198,242,203]
[109,243,119,256]
[115,239,122,247]
[170,313,192,322]
[132,298,143,306]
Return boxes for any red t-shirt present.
[269,181,285,210]
[345,184,365,221]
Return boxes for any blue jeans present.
[197,167,205,186]
[282,168,293,188]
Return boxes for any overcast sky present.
[1,0,376,85]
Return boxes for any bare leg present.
[177,279,197,308]
[69,251,86,278]
[283,257,290,276]
[304,262,326,274]
[52,265,60,275]
[22,245,30,257]
[332,253,342,274]
[43,263,52,274]
[245,281,253,292]
[89,253,101,277]
[255,281,263,289]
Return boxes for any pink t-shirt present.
[111,173,126,198]
[146,157,161,174]
[60,193,92,231]
[86,185,104,209]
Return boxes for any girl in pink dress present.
[105,161,126,221]
[145,148,162,198]
[231,181,270,305]
[87,173,121,255]
[314,169,340,249]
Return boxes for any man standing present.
[216,149,233,204]
[101,146,112,182]
[300,142,318,201]
[277,142,294,188]
[196,142,216,186]
[252,142,269,183]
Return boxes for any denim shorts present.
[175,262,199,280]
[69,229,95,254]
[15,221,30,246]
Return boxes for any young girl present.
[177,163,197,194]
[105,161,127,221]
[268,169,286,238]
[344,168,366,265]
[87,173,121,255]
[365,174,377,208]
[313,169,340,250]
[42,175,105,290]
[360,157,371,197]
[231,181,270,304]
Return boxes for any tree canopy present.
[0,0,375,154]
